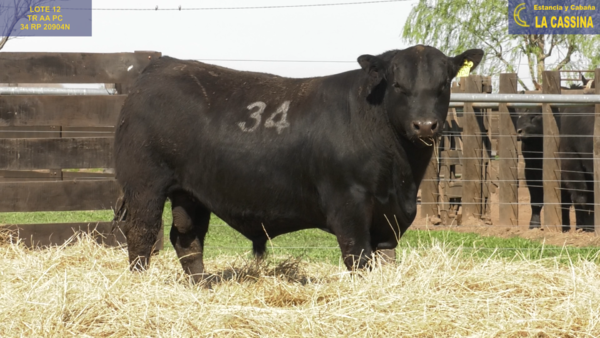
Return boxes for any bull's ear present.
[358,54,386,90]
[449,49,484,78]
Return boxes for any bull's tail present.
[112,192,127,234]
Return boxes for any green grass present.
[2,204,599,265]
[402,230,600,264]
[0,210,114,224]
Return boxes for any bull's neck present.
[401,139,435,185]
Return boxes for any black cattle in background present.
[559,104,595,231]
[515,107,544,228]
[514,74,595,231]
[559,74,595,231]
[515,106,571,231]
[114,45,484,281]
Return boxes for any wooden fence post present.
[462,75,483,224]
[498,73,519,226]
[594,68,600,235]
[420,155,439,223]
[438,83,463,225]
[439,110,452,225]
[542,71,562,231]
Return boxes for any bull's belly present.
[217,212,326,241]
[178,173,326,239]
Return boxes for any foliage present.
[402,0,600,90]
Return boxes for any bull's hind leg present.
[524,157,543,229]
[561,186,571,232]
[562,160,593,231]
[123,188,167,271]
[169,191,211,282]
[575,187,594,232]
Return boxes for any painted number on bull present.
[264,101,291,134]
[238,102,266,132]
[238,101,291,134]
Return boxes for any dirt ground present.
[413,186,600,248]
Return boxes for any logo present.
[513,3,529,27]
[508,0,600,35]
[0,0,91,37]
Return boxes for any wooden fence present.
[0,51,163,247]
[1,54,598,250]
[420,71,600,233]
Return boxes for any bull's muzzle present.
[412,119,439,146]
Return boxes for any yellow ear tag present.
[457,60,474,77]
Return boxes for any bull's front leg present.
[325,194,374,270]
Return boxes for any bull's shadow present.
[178,254,392,288]
[211,257,311,285]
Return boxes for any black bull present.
[114,45,483,281]
[515,103,595,231]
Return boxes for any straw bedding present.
[1,233,599,337]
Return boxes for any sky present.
[3,0,421,78]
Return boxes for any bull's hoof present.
[576,227,595,233]
[561,226,571,233]
[528,224,541,230]
[190,273,222,288]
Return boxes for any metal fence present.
[417,71,600,235]
[1,58,598,252]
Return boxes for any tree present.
[402,0,600,90]
[0,0,53,51]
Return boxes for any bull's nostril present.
[431,122,438,131]
[413,122,421,130]
[517,129,523,134]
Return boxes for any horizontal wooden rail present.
[62,127,114,138]
[0,126,60,139]
[0,95,126,127]
[0,170,114,182]
[0,169,62,181]
[0,52,160,87]
[1,222,125,247]
[0,137,113,170]
[1,222,165,250]
[0,179,119,212]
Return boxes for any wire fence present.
[1,69,600,255]
[414,72,600,234]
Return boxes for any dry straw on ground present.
[1,232,599,337]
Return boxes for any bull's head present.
[358,45,483,147]
[515,108,543,141]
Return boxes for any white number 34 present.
[238,101,291,134]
